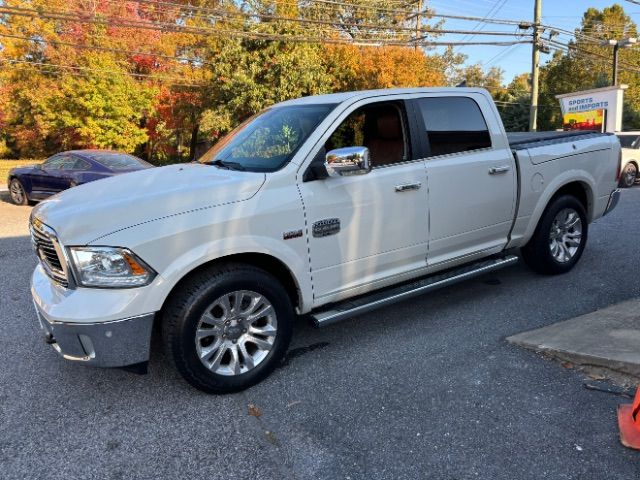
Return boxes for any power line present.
[0,4,531,47]
[454,0,509,52]
[0,32,214,66]
[1,58,207,85]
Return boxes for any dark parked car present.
[7,150,153,205]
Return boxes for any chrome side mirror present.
[325,147,371,177]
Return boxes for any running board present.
[311,255,519,327]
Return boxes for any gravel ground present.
[0,189,639,480]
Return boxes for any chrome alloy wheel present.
[549,208,582,263]
[9,180,25,204]
[195,290,277,376]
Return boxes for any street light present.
[601,38,637,86]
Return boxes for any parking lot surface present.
[1,189,639,479]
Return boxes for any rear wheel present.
[521,195,588,275]
[9,178,28,206]
[162,263,293,393]
[619,162,638,188]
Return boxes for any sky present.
[430,0,640,82]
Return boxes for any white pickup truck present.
[29,88,621,393]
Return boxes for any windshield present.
[200,104,336,172]
[617,135,640,149]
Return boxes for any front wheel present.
[9,178,28,205]
[162,263,293,393]
[521,195,588,275]
[619,162,638,188]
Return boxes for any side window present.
[68,158,90,170]
[59,156,81,170]
[418,97,491,157]
[42,156,64,170]
[326,102,408,168]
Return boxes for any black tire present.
[619,162,638,188]
[162,263,294,393]
[521,195,588,275]
[8,178,28,206]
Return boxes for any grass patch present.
[1,159,43,184]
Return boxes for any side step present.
[311,255,519,327]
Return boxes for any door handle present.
[395,182,422,192]
[488,165,511,175]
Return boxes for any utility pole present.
[414,0,423,52]
[529,0,542,131]
[613,42,620,86]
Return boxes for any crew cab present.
[29,88,621,393]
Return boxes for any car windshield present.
[617,135,640,149]
[90,153,151,170]
[200,104,336,172]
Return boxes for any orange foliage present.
[324,45,446,91]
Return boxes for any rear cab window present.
[416,97,492,157]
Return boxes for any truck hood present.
[32,163,266,245]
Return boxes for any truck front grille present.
[30,218,69,288]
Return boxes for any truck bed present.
[507,131,608,150]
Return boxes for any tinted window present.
[326,103,407,167]
[200,104,335,172]
[90,153,150,170]
[617,135,640,149]
[418,97,491,156]
[71,158,91,170]
[43,156,65,169]
[59,156,82,170]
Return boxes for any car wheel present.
[619,162,638,188]
[521,195,588,275]
[162,263,294,393]
[8,178,28,206]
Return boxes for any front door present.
[298,99,429,304]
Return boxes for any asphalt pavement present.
[1,189,639,479]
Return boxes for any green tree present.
[539,4,640,130]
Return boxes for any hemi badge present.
[283,229,303,240]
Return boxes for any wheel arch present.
[549,180,592,217]
[517,179,594,248]
[160,252,303,315]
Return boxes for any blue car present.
[7,150,153,205]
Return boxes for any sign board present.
[556,85,627,133]
[562,109,605,133]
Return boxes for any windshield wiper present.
[204,159,245,171]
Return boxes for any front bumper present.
[33,303,154,367]
[31,264,157,368]
[603,188,621,216]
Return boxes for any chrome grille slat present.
[29,218,69,288]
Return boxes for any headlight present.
[69,247,156,288]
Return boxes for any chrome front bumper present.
[33,304,154,368]
[603,188,621,216]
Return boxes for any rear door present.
[413,95,517,266]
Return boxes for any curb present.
[507,298,640,379]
